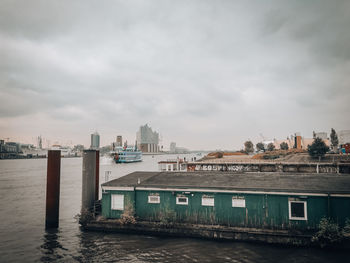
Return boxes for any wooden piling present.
[45,150,61,229]
[82,150,96,215]
[95,150,99,201]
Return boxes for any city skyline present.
[1,1,349,150]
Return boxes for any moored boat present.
[111,146,142,163]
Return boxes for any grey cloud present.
[0,0,349,149]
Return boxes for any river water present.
[0,155,348,262]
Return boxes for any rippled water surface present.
[0,155,348,262]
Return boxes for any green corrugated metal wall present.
[102,190,350,230]
[102,190,135,219]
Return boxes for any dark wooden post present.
[45,150,61,229]
[95,150,99,201]
[82,150,96,215]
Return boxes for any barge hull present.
[84,219,313,246]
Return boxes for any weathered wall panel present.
[102,190,135,219]
[102,189,350,231]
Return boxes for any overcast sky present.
[0,0,349,150]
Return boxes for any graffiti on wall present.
[187,163,347,173]
[187,164,259,172]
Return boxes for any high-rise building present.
[37,135,42,149]
[90,132,100,149]
[136,124,159,153]
[116,136,123,147]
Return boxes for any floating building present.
[93,171,350,244]
[136,124,159,153]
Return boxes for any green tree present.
[267,143,275,151]
[330,128,339,150]
[280,142,289,150]
[307,137,329,160]
[244,140,254,154]
[256,142,265,152]
[216,152,224,158]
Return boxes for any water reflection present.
[40,229,67,262]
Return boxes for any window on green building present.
[176,196,188,205]
[202,196,214,206]
[111,194,124,210]
[232,197,245,208]
[288,200,307,220]
[148,195,160,204]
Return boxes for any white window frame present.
[288,200,307,220]
[176,196,188,205]
[111,194,124,210]
[232,197,245,208]
[148,195,160,204]
[201,196,214,207]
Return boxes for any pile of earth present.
[205,151,247,159]
[252,149,306,160]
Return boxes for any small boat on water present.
[110,146,142,163]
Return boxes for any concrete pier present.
[45,150,61,229]
[82,150,96,215]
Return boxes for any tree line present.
[243,128,340,160]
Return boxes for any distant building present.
[0,140,4,150]
[273,138,294,150]
[116,136,123,147]
[303,132,330,149]
[263,140,275,149]
[170,142,176,153]
[169,141,189,153]
[5,142,20,153]
[273,132,330,150]
[314,132,327,140]
[51,145,72,157]
[0,140,21,159]
[293,132,302,149]
[37,135,43,149]
[339,130,350,145]
[72,144,84,156]
[136,124,159,153]
[90,132,100,150]
[0,140,5,158]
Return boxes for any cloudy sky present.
[0,0,349,150]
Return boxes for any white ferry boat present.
[111,146,142,163]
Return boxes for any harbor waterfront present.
[0,156,349,262]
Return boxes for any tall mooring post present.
[81,150,97,215]
[45,150,61,229]
[95,150,100,201]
